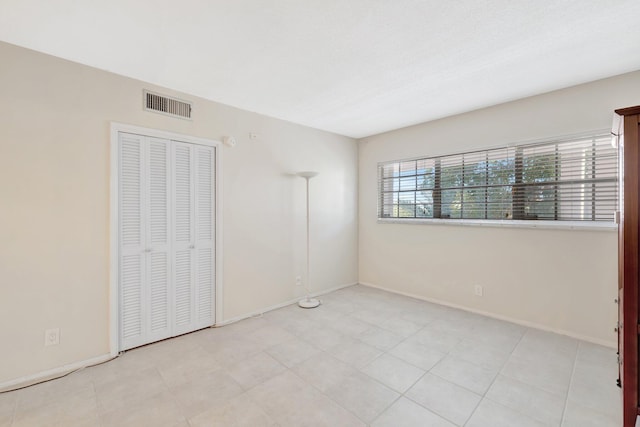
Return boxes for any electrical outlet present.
[295,276,302,286]
[45,328,60,346]
[474,285,484,297]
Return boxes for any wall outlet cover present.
[45,328,60,346]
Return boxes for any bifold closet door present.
[145,137,172,343]
[118,132,215,351]
[172,142,215,335]
[194,144,215,328]
[119,134,171,351]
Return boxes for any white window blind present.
[379,133,617,222]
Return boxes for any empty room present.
[1,1,640,426]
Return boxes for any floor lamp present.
[297,171,321,308]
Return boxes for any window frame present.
[377,131,618,229]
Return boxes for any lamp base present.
[298,298,321,309]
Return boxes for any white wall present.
[0,41,358,385]
[359,71,640,347]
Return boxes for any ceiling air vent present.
[144,90,192,120]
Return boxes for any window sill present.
[377,217,618,231]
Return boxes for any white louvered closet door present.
[145,137,172,343]
[172,141,196,335]
[119,134,172,350]
[119,133,147,350]
[171,142,216,335]
[118,132,216,351]
[194,145,215,328]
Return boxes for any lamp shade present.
[297,171,318,178]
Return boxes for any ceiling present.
[1,1,639,138]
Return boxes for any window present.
[378,133,617,222]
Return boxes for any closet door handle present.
[189,244,195,249]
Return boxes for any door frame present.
[109,122,223,356]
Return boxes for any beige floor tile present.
[431,356,498,395]
[94,367,166,414]
[576,341,617,365]
[137,333,202,364]
[13,369,94,412]
[324,315,371,336]
[350,308,392,327]
[188,393,277,427]
[278,396,365,427]
[399,307,444,327]
[562,399,621,427]
[317,296,361,315]
[426,317,478,340]
[11,402,59,427]
[246,371,311,419]
[201,336,263,367]
[511,329,578,366]
[53,387,98,427]
[227,352,287,390]
[12,386,98,427]
[292,353,359,392]
[266,338,321,368]
[406,373,481,426]
[328,338,383,368]
[248,371,364,427]
[448,338,511,371]
[100,390,184,427]
[301,304,350,325]
[377,315,423,338]
[0,391,16,427]
[567,357,621,419]
[147,336,202,357]
[265,312,324,336]
[360,353,425,393]
[465,399,547,427]
[486,375,565,425]
[261,304,298,321]
[372,397,455,427]
[501,354,573,397]
[408,326,462,353]
[89,351,152,387]
[11,405,62,427]
[356,326,404,351]
[325,372,399,423]
[155,345,221,387]
[389,340,446,371]
[298,325,346,351]
[215,317,270,335]
[245,325,297,351]
[467,319,525,351]
[169,369,244,418]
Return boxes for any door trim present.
[109,122,223,356]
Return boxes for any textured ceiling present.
[1,0,639,138]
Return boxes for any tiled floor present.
[0,285,622,426]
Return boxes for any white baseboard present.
[0,353,113,393]
[217,282,358,327]
[359,281,616,349]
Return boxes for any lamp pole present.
[297,171,320,308]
